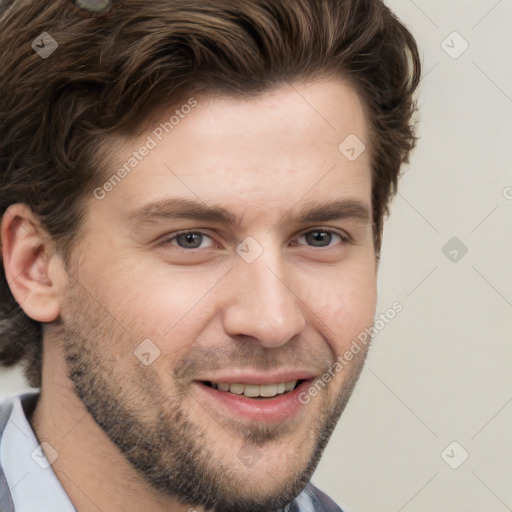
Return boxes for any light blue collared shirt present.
[0,389,76,512]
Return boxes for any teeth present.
[243,384,260,397]
[284,381,295,391]
[209,380,298,397]
[259,383,277,397]
[229,383,244,395]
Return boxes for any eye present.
[158,228,350,252]
[295,229,349,248]
[160,231,215,250]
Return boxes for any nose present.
[221,244,307,349]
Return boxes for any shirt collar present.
[1,389,76,512]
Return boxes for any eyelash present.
[159,228,352,251]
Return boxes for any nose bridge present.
[222,241,306,348]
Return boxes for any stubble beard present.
[61,280,368,511]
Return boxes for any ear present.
[1,203,66,323]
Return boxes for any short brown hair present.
[0,0,421,387]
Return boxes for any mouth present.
[193,377,314,423]
[201,379,304,399]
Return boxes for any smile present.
[204,380,301,398]
[194,378,314,422]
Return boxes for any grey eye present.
[70,0,114,15]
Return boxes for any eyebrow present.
[126,196,371,228]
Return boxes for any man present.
[0,0,420,510]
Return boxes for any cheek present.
[304,263,377,355]
[97,262,223,347]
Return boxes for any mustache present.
[171,341,334,381]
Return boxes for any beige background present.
[1,1,511,511]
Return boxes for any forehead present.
[91,78,372,224]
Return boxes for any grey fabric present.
[0,399,15,512]
[284,500,302,512]
[289,482,344,512]
[0,468,15,512]
[307,482,344,511]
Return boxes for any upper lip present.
[195,370,317,385]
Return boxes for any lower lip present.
[193,380,312,423]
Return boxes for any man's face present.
[60,79,377,511]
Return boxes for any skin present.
[1,78,377,512]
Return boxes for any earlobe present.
[1,203,64,323]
